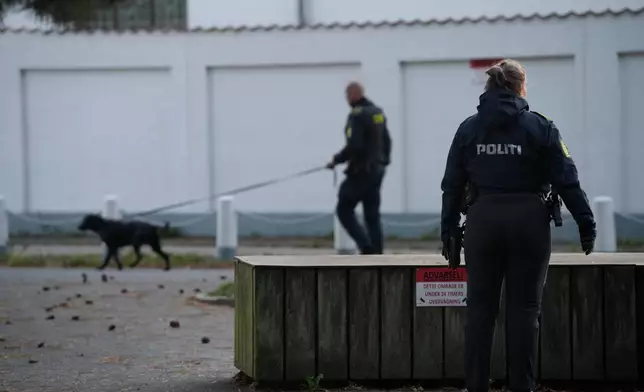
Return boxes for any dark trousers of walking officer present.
[336,165,386,254]
[465,193,550,392]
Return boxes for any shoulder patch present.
[559,138,571,158]
[532,111,552,122]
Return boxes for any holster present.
[544,191,563,227]
[448,224,464,270]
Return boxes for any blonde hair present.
[484,59,526,95]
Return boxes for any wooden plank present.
[604,266,637,381]
[348,268,380,380]
[444,306,466,379]
[237,253,644,268]
[235,261,255,377]
[317,269,348,380]
[253,267,285,381]
[636,266,644,383]
[571,266,604,380]
[380,268,412,379]
[413,268,443,380]
[490,280,507,381]
[540,266,571,380]
[285,268,316,381]
[235,260,240,370]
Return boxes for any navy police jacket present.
[333,97,392,174]
[440,88,595,240]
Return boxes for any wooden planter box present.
[234,254,644,384]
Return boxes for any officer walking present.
[326,82,392,254]
[439,59,596,392]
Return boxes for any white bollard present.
[0,196,8,255]
[334,215,356,254]
[102,195,121,220]
[592,196,617,252]
[216,196,237,260]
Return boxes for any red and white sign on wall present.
[470,58,504,85]
[416,267,467,307]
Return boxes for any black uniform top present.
[333,97,392,174]
[440,88,595,238]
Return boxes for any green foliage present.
[302,374,324,392]
[0,0,125,27]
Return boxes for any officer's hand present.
[579,223,596,255]
[325,160,335,170]
[441,239,450,261]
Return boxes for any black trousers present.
[464,194,551,392]
[336,166,386,254]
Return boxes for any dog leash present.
[128,165,331,217]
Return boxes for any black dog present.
[78,214,171,271]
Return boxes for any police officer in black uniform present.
[326,82,392,254]
[439,60,596,392]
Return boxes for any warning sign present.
[416,267,467,307]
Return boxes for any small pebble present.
[0,337,5,342]
[45,307,54,313]
[42,286,50,292]
[82,273,88,283]
[121,289,128,294]
[75,294,82,298]
[101,274,108,283]
[85,300,93,305]
[108,325,116,331]
[71,316,80,321]
[202,278,207,282]
[46,315,55,320]
[201,337,210,344]
[194,288,201,293]
[37,342,45,348]
[158,284,165,289]
[4,320,11,325]
[169,320,180,328]
[53,285,60,290]
[178,289,184,294]
[66,297,72,302]
[109,276,115,280]
[59,303,68,308]
[220,275,226,281]
[28,359,38,364]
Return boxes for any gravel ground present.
[0,268,239,392]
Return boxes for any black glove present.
[579,222,596,255]
[441,227,463,269]
[441,238,450,261]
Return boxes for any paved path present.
[0,268,240,392]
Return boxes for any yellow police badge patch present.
[560,139,571,158]
[346,127,352,138]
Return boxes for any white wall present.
[1,12,643,214]
[619,53,644,212]
[188,0,297,28]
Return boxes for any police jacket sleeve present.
[383,125,392,165]
[440,127,468,241]
[333,113,366,164]
[546,124,595,229]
